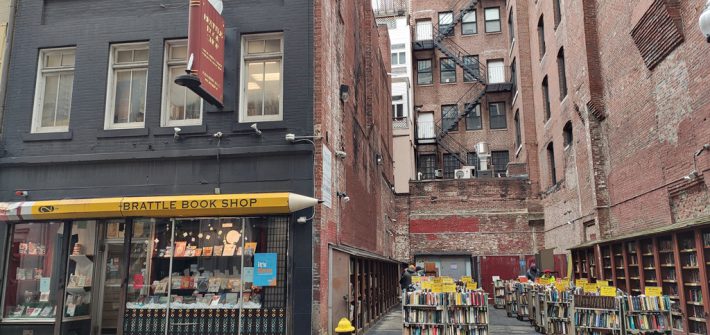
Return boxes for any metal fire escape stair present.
[429,0,488,165]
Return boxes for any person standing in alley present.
[400,264,416,291]
[527,263,540,281]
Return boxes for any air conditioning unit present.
[454,169,472,179]
[434,169,444,178]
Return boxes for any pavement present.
[365,305,539,335]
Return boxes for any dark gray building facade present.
[0,0,316,334]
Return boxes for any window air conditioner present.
[455,166,476,179]
[434,169,443,178]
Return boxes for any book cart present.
[544,286,573,335]
[516,282,530,321]
[573,294,624,335]
[622,295,672,334]
[493,280,506,309]
[528,284,544,330]
[403,288,489,335]
[505,281,518,317]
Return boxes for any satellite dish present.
[186,53,194,71]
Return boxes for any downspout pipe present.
[0,0,18,139]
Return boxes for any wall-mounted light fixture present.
[250,123,262,136]
[700,0,710,42]
[335,150,347,159]
[173,127,182,141]
[340,84,350,103]
[375,153,383,165]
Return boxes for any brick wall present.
[312,0,395,333]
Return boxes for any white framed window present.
[240,33,283,123]
[104,42,149,129]
[415,20,433,41]
[161,40,203,127]
[392,95,405,119]
[487,60,505,83]
[391,51,406,66]
[484,7,501,33]
[31,48,75,133]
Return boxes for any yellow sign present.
[559,279,570,288]
[645,286,662,297]
[442,277,454,284]
[583,283,598,293]
[600,286,617,297]
[555,283,566,292]
[443,283,457,293]
[596,280,609,288]
[0,193,319,221]
[412,276,422,284]
[421,282,433,290]
[468,282,478,290]
[432,277,443,284]
[461,276,473,283]
[431,283,443,293]
[575,279,588,287]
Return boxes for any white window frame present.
[104,42,150,129]
[484,7,501,33]
[391,51,406,66]
[161,40,203,127]
[31,47,75,133]
[239,33,284,123]
[392,95,405,119]
[415,20,433,41]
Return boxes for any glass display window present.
[63,221,98,320]
[3,222,65,321]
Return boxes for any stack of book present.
[447,291,487,306]
[573,295,622,333]
[546,288,572,335]
[405,292,446,306]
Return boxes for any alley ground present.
[365,305,538,335]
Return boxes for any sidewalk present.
[364,305,538,335]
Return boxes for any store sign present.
[185,0,225,106]
[0,193,319,221]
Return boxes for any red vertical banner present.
[187,0,225,106]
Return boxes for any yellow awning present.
[0,193,319,221]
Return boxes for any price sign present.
[431,283,443,293]
[583,283,598,293]
[596,280,609,288]
[442,277,454,284]
[421,282,433,290]
[600,286,617,297]
[433,277,443,284]
[443,283,457,293]
[412,276,422,284]
[461,276,473,283]
[575,279,588,287]
[559,279,570,288]
[468,282,478,290]
[518,276,529,283]
[645,286,662,297]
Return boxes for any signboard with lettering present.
[600,286,617,297]
[596,280,609,288]
[583,283,598,293]
[186,0,225,107]
[443,283,457,293]
[645,286,662,297]
[431,283,443,293]
[575,279,588,287]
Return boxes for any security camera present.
[285,133,296,142]
[250,123,262,136]
[342,196,350,203]
[213,131,223,138]
[173,127,182,140]
[297,216,308,224]
[335,150,347,159]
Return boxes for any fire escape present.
[414,0,512,166]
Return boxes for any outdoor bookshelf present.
[516,282,530,321]
[573,295,623,334]
[493,280,505,309]
[505,281,517,318]
[545,287,573,335]
[403,291,489,335]
[623,295,672,334]
[528,285,544,331]
[573,228,710,335]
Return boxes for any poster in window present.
[253,253,277,287]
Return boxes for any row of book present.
[625,296,671,312]
[546,319,570,334]
[446,292,487,307]
[405,310,443,324]
[574,310,621,329]
[573,295,618,309]
[405,292,447,306]
[403,326,444,335]
[547,304,569,319]
[448,309,487,325]
[447,326,488,335]
[626,314,670,331]
[547,288,572,303]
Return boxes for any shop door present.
[329,249,351,335]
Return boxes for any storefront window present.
[122,216,288,335]
[64,221,97,319]
[3,222,64,321]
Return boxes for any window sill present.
[439,82,458,85]
[485,31,502,35]
[490,128,508,131]
[465,128,482,132]
[97,128,150,138]
[417,83,435,87]
[153,124,207,136]
[22,130,73,142]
